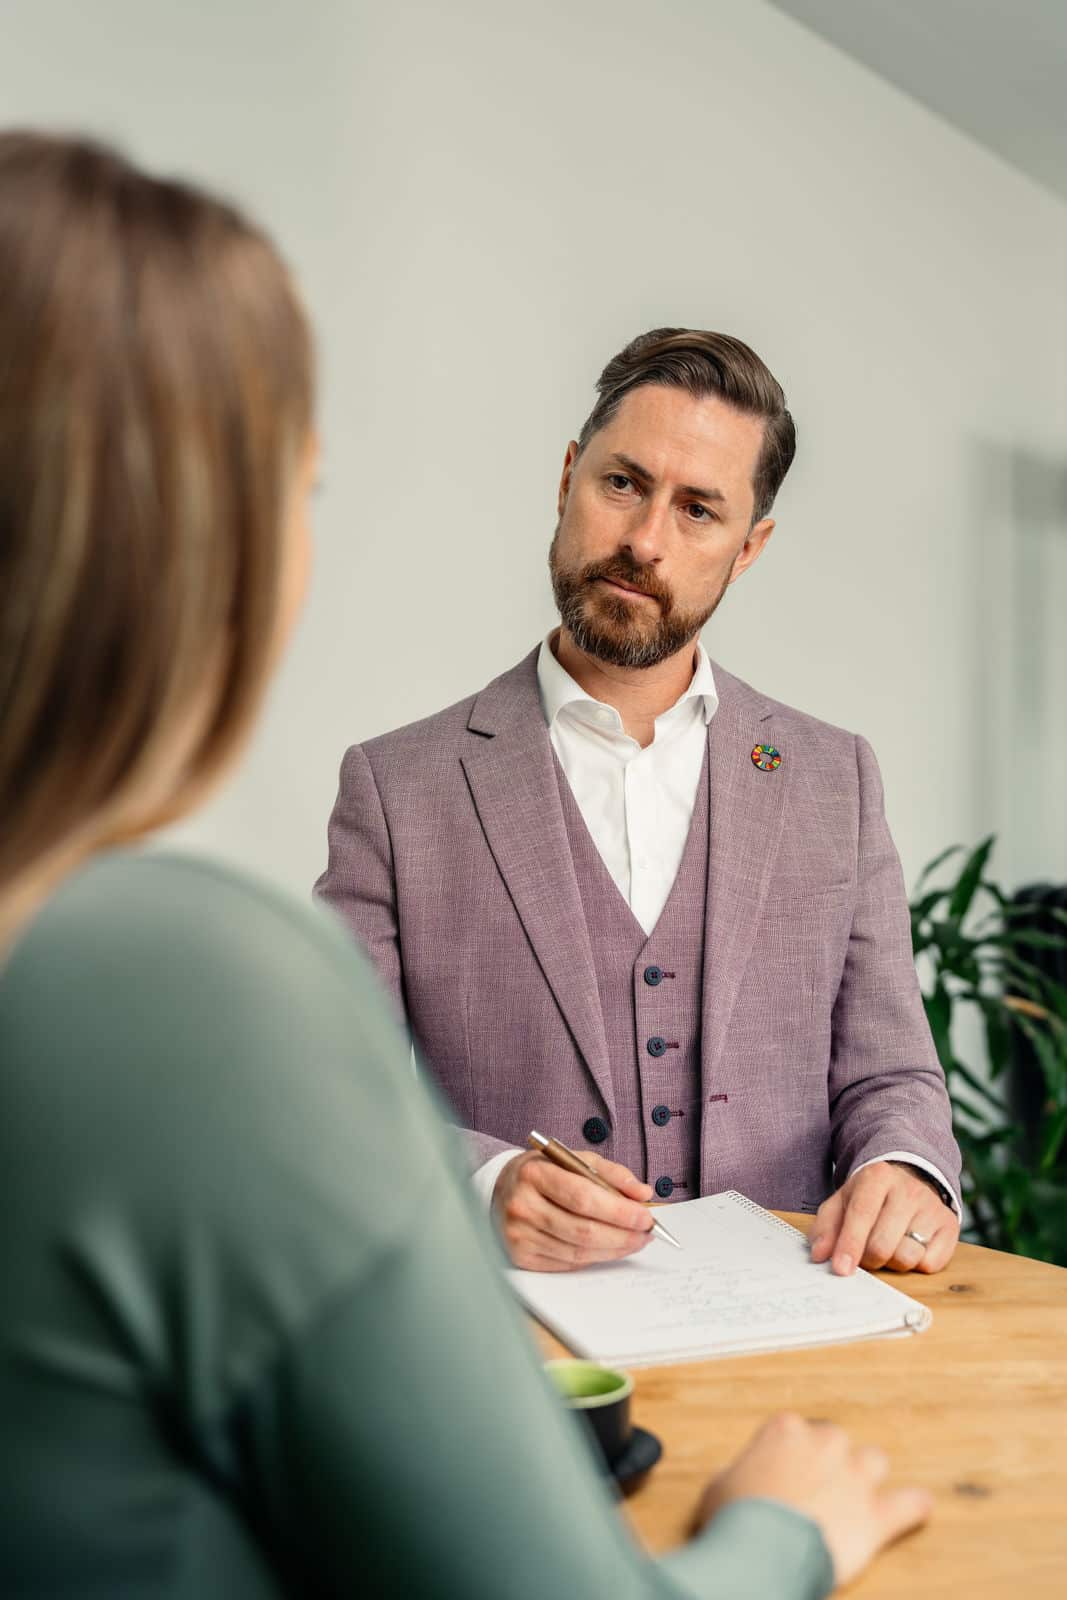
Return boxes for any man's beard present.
[548,526,728,669]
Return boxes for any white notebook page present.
[509,1191,931,1367]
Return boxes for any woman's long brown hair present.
[0,132,313,905]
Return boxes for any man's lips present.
[595,575,658,601]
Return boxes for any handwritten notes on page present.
[508,1191,931,1366]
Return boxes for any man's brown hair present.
[576,327,796,523]
[0,131,313,907]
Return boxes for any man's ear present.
[557,441,579,518]
[727,517,775,585]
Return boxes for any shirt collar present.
[536,631,719,730]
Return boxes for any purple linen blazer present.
[314,648,961,1211]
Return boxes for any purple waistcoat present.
[555,752,710,1202]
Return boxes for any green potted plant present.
[910,837,1067,1264]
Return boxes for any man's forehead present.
[591,384,763,499]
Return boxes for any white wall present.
[4,0,1065,901]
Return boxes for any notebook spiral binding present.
[722,1191,808,1240]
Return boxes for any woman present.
[0,131,929,1597]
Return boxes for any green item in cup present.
[544,1359,634,1467]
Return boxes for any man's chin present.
[569,618,670,670]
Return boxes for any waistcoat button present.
[643,965,663,986]
[651,1104,671,1126]
[654,1176,674,1199]
[582,1116,609,1145]
[647,1035,667,1058]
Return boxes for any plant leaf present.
[924,985,953,1073]
[998,903,1067,925]
[986,930,1067,952]
[910,887,950,923]
[1040,1107,1067,1172]
[1013,1014,1067,1101]
[995,952,1063,997]
[946,1057,1011,1114]
[947,836,996,924]
[914,844,965,892]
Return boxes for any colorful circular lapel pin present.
[751,743,781,772]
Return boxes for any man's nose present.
[622,495,670,565]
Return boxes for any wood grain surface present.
[536,1217,1067,1597]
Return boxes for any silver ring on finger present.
[904,1228,930,1249]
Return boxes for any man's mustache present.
[579,556,673,610]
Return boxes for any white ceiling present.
[768,0,1067,204]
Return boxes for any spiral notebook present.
[508,1190,932,1367]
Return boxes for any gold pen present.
[527,1130,683,1250]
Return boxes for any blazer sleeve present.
[315,743,518,1174]
[315,743,408,1027]
[827,735,962,1193]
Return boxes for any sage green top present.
[0,851,832,1598]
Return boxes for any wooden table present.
[537,1219,1067,1597]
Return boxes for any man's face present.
[549,384,774,669]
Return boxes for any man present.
[316,327,962,1277]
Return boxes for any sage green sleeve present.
[234,1140,833,1600]
[0,851,833,1600]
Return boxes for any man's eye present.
[686,503,713,521]
[606,473,632,492]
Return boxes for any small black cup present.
[544,1358,634,1468]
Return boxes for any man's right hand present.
[492,1149,656,1271]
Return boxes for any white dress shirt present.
[538,633,719,935]
[472,635,959,1217]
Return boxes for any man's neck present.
[553,628,699,749]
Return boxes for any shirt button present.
[647,1036,667,1057]
[582,1116,609,1145]
[643,965,663,986]
[651,1104,671,1127]
[654,1176,674,1199]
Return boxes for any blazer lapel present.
[700,673,791,1151]
[461,655,616,1121]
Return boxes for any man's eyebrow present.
[608,452,728,505]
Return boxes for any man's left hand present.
[809,1162,960,1275]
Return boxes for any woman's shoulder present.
[34,846,358,960]
[10,847,385,1026]
[2,848,433,1200]
[2,848,444,1299]
[0,850,452,1426]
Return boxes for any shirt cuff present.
[852,1151,960,1216]
[471,1147,523,1210]
[660,1496,834,1600]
